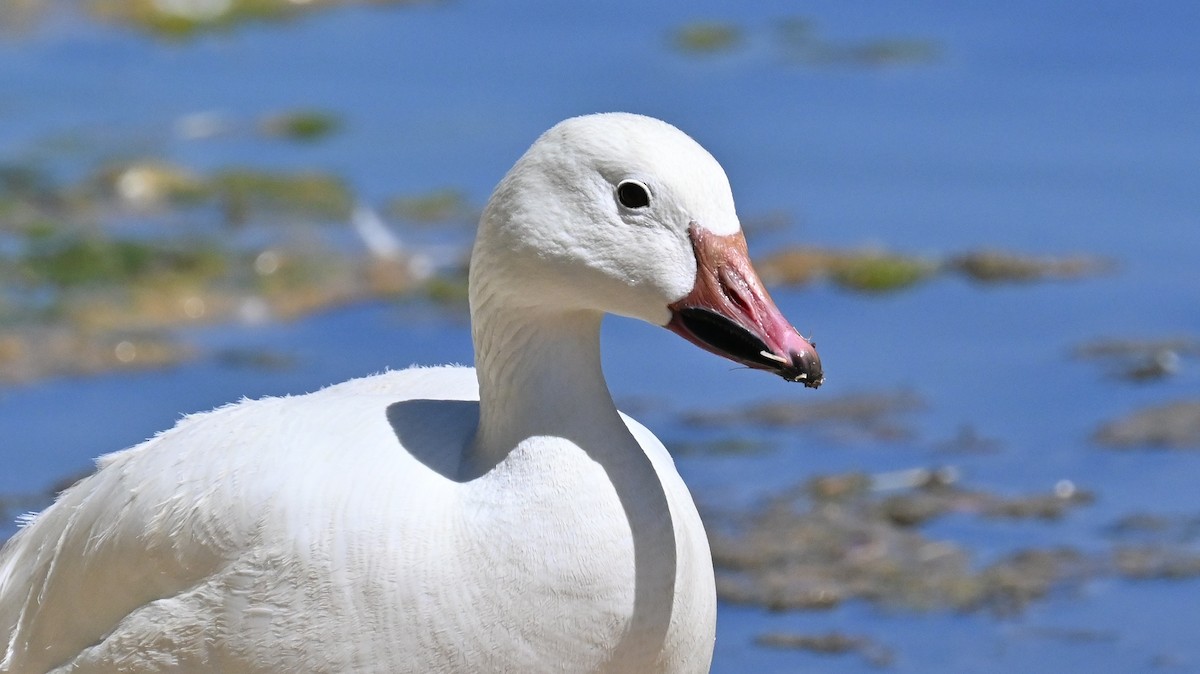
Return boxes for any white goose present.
[0,113,822,674]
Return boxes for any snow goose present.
[0,112,822,674]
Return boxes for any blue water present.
[2,2,1199,671]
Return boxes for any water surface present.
[2,2,1198,671]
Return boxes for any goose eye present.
[616,180,651,209]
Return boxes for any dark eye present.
[616,180,651,209]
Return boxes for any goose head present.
[471,113,823,387]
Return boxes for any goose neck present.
[470,303,623,466]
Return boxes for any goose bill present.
[665,225,824,388]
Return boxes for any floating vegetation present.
[86,0,434,38]
[1114,352,1180,382]
[757,247,937,293]
[788,38,941,68]
[669,16,940,67]
[21,233,228,289]
[275,253,415,317]
[756,631,893,668]
[931,425,1004,455]
[0,164,63,216]
[949,249,1115,283]
[0,327,192,383]
[708,470,1096,615]
[92,161,354,222]
[1073,336,1198,383]
[756,245,1112,294]
[259,109,341,142]
[57,285,240,332]
[422,270,469,307]
[99,161,208,210]
[0,166,79,235]
[755,248,831,286]
[384,188,473,225]
[683,390,924,444]
[879,477,1092,526]
[775,16,941,67]
[0,150,429,383]
[1074,337,1200,360]
[212,168,353,223]
[829,253,936,293]
[1101,514,1200,581]
[667,437,774,457]
[806,468,1091,526]
[89,0,282,37]
[1113,546,1200,580]
[1105,512,1200,544]
[1,241,419,382]
[671,21,743,54]
[1093,400,1200,449]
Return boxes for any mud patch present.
[683,390,924,444]
[0,328,192,383]
[708,469,1094,614]
[949,250,1114,284]
[1093,400,1200,449]
[1113,546,1200,580]
[756,630,894,668]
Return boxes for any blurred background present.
[1,1,1198,671]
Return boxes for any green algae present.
[91,161,353,221]
[756,247,937,293]
[756,245,1111,294]
[260,110,342,142]
[669,16,940,67]
[828,253,937,293]
[423,272,469,306]
[22,234,228,289]
[212,168,353,223]
[775,16,941,67]
[672,21,743,54]
[0,149,431,383]
[385,188,472,225]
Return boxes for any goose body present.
[0,113,821,673]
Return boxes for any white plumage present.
[0,113,821,673]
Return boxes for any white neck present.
[466,291,682,669]
[469,300,629,472]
